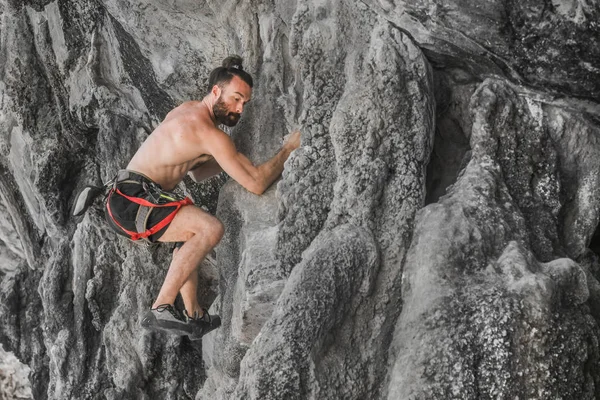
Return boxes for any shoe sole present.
[189,316,222,341]
[141,311,193,336]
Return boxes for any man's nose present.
[236,104,243,113]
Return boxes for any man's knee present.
[191,216,223,247]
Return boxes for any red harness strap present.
[106,188,193,241]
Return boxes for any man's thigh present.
[156,205,219,243]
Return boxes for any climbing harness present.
[104,170,193,242]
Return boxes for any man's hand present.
[283,130,301,152]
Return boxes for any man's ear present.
[211,85,221,98]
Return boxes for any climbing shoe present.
[184,309,221,340]
[141,304,193,336]
[71,185,106,217]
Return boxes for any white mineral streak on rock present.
[87,15,149,119]
[0,198,25,273]
[0,200,24,262]
[8,126,44,234]
[45,2,69,74]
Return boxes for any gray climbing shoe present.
[141,304,193,336]
[184,309,221,340]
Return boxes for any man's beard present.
[213,97,241,127]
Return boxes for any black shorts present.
[104,173,178,243]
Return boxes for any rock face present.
[0,0,599,399]
[0,344,32,400]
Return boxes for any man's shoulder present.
[166,103,225,145]
[166,102,212,128]
[171,101,206,118]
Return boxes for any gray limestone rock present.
[202,9,435,398]
[1,0,600,399]
[364,0,600,100]
[388,78,600,399]
[0,344,33,400]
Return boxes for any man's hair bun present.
[207,54,253,92]
[222,55,244,70]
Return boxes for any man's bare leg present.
[152,205,224,310]
[171,246,203,317]
[152,233,215,309]
[179,266,202,316]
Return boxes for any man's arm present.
[204,129,300,195]
[188,158,224,182]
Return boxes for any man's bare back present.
[127,101,218,191]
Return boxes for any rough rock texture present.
[1,0,600,399]
[200,14,435,399]
[0,344,32,400]
[390,78,600,399]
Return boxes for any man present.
[104,55,301,339]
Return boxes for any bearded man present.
[104,55,301,339]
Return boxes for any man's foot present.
[141,304,193,336]
[184,309,221,340]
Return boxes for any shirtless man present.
[104,56,301,339]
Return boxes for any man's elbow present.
[244,180,265,195]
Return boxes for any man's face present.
[213,75,252,127]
